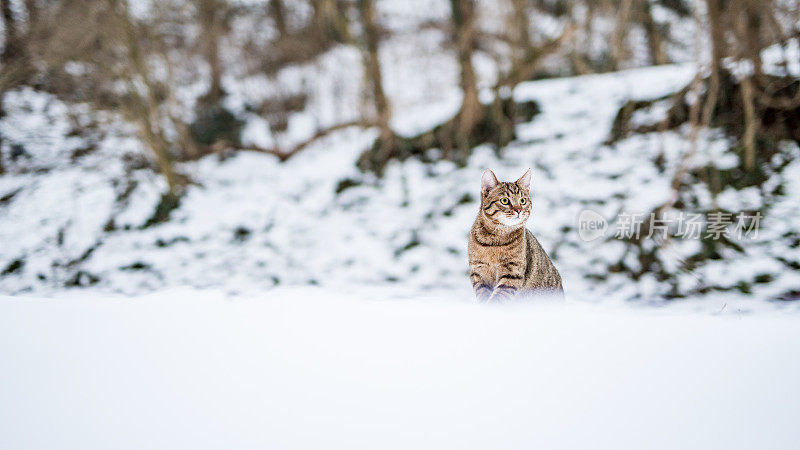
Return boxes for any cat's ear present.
[481,169,499,194]
[516,168,531,191]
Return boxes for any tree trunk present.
[732,0,760,170]
[312,0,350,44]
[739,74,757,170]
[449,0,482,153]
[505,0,534,86]
[742,0,763,79]
[269,0,288,38]
[357,0,392,147]
[706,0,726,76]
[112,0,183,196]
[703,0,725,125]
[1,0,24,63]
[499,2,575,88]
[729,0,763,79]
[24,0,37,25]
[509,0,532,61]
[198,0,225,104]
[610,0,634,71]
[0,0,39,92]
[639,0,668,65]
[569,1,595,74]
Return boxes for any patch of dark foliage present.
[357,98,540,174]
[777,289,800,301]
[54,241,102,289]
[9,143,29,161]
[456,193,474,205]
[120,261,152,271]
[142,193,182,228]
[189,104,244,149]
[232,226,252,243]
[51,225,104,286]
[0,187,22,205]
[394,232,421,257]
[65,270,100,287]
[658,0,692,16]
[155,236,190,248]
[444,195,473,217]
[103,218,117,232]
[121,152,152,171]
[335,178,362,194]
[753,273,774,284]
[1,258,24,276]
[70,142,98,161]
[247,93,308,133]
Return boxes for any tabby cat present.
[468,169,563,301]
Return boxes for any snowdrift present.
[1,288,799,449]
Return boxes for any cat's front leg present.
[486,279,521,303]
[469,269,493,302]
[487,263,524,303]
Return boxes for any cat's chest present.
[483,260,501,282]
[477,247,518,278]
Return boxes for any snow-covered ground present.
[2,3,798,447]
[2,288,799,450]
[3,61,799,307]
[1,3,798,304]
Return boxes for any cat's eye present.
[500,198,510,205]
[520,198,527,204]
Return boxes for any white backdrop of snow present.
[1,288,800,450]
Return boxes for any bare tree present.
[357,0,392,151]
[33,0,185,195]
[499,0,575,88]
[1,0,23,62]
[111,0,184,195]
[509,0,532,68]
[702,0,726,125]
[311,0,350,45]
[269,0,288,38]
[449,0,482,151]
[197,0,228,104]
[638,0,669,65]
[731,0,761,170]
[737,0,764,79]
[610,0,634,70]
[24,0,37,23]
[0,0,35,91]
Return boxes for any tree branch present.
[235,120,373,161]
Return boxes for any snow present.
[1,4,799,304]
[1,3,799,444]
[2,60,800,306]
[1,288,799,450]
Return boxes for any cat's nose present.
[513,207,522,213]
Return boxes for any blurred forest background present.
[1,0,799,304]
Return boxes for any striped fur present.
[468,169,563,302]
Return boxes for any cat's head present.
[480,169,532,228]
